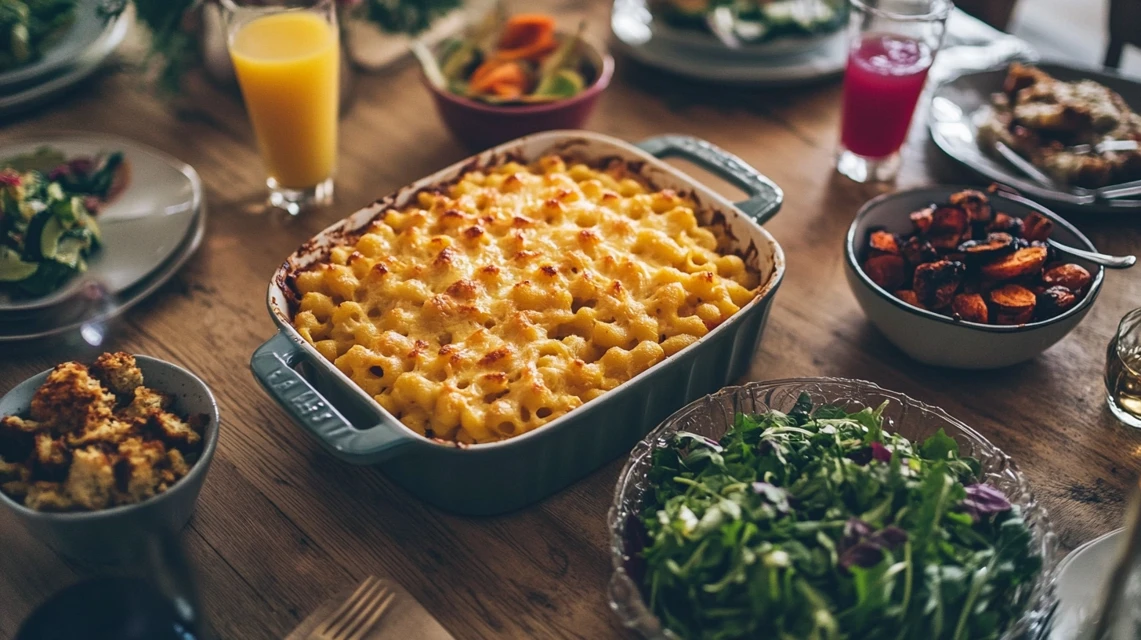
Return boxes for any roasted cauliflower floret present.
[23,482,74,512]
[117,386,172,424]
[0,415,44,462]
[31,433,69,475]
[64,447,117,510]
[0,459,30,484]
[90,352,145,397]
[114,437,168,505]
[30,363,115,433]
[67,418,140,448]
[148,411,201,449]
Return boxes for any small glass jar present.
[1106,308,1141,429]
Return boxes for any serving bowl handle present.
[250,333,414,465]
[636,135,784,225]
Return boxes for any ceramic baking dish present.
[251,131,786,515]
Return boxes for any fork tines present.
[310,576,396,640]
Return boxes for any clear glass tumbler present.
[1107,308,1141,429]
[222,0,339,215]
[836,0,952,183]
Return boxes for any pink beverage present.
[840,34,934,159]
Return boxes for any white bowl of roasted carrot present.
[845,186,1105,369]
[418,11,614,149]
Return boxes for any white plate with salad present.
[0,133,203,312]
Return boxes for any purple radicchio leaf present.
[871,441,893,463]
[962,483,1013,520]
[839,542,886,570]
[842,518,874,549]
[869,526,908,550]
[839,521,909,570]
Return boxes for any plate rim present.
[0,131,204,312]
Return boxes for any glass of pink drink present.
[836,0,952,182]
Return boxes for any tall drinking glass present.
[836,0,951,183]
[223,0,339,215]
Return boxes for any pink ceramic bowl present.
[422,33,615,149]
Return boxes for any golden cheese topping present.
[290,155,761,444]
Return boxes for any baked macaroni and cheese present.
[288,155,762,444]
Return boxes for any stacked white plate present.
[0,0,129,118]
[0,134,207,344]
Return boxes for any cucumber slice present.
[53,235,87,268]
[38,215,64,260]
[50,195,85,226]
[0,247,37,282]
[17,260,75,296]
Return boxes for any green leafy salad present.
[0,147,125,297]
[0,0,77,71]
[638,396,1042,640]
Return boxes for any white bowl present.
[845,187,1104,369]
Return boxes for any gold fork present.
[308,576,396,640]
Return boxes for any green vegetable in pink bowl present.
[608,379,1058,640]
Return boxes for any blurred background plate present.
[0,0,120,91]
[0,201,206,344]
[611,0,847,85]
[0,133,202,313]
[929,62,1141,213]
[0,7,127,118]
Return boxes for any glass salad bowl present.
[607,378,1059,639]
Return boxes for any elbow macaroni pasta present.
[289,156,761,444]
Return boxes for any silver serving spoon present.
[990,186,1138,269]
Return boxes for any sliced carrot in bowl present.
[496,14,558,61]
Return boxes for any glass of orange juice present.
[222,0,339,215]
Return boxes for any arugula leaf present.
[637,399,1041,640]
[919,428,959,461]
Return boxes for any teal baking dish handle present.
[250,333,415,465]
[637,135,784,225]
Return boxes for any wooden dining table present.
[3,1,1141,637]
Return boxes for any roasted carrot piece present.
[948,189,992,223]
[901,236,938,267]
[928,232,966,252]
[1042,263,1092,292]
[1021,211,1055,242]
[958,232,1015,258]
[951,293,989,324]
[868,230,901,256]
[468,60,528,98]
[988,212,1023,235]
[863,255,906,291]
[909,206,934,234]
[980,246,1047,281]
[931,205,969,236]
[1036,286,1078,319]
[895,289,923,309]
[496,14,558,61]
[989,284,1037,324]
[913,260,964,309]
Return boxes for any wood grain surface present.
[3,1,1141,638]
